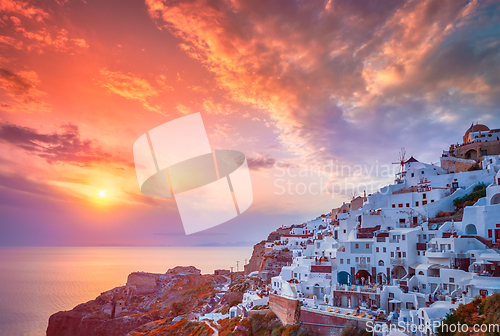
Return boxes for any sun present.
[99,190,106,198]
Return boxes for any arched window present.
[466,224,477,235]
[491,193,500,205]
[418,271,424,275]
[378,260,384,266]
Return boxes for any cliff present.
[244,240,266,275]
[46,267,225,336]
[244,228,292,276]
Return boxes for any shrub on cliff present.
[453,183,487,212]
[436,294,500,336]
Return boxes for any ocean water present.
[0,246,252,336]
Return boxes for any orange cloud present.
[202,97,231,115]
[1,2,88,54]
[0,68,50,113]
[0,0,49,21]
[145,0,499,166]
[96,69,165,114]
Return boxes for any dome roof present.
[466,124,489,135]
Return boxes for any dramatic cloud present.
[0,122,112,166]
[96,69,164,114]
[0,0,49,21]
[146,0,500,167]
[0,68,50,112]
[0,1,88,53]
[247,154,277,171]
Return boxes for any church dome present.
[465,124,489,135]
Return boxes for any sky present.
[0,0,499,247]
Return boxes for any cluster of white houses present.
[268,124,500,335]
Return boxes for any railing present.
[390,258,405,266]
[356,261,370,269]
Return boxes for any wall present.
[440,157,476,173]
[454,140,500,161]
[126,273,156,291]
[269,293,300,325]
[300,308,369,336]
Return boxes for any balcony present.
[426,250,454,259]
[356,261,370,270]
[390,258,405,266]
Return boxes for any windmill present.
[392,147,407,179]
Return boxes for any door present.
[495,229,500,243]
[341,295,348,307]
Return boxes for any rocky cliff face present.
[244,240,266,275]
[46,267,225,336]
[244,228,292,276]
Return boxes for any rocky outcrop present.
[244,240,266,275]
[47,309,154,336]
[244,230,293,277]
[47,267,225,336]
[126,272,157,292]
[166,266,201,276]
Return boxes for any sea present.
[0,246,252,336]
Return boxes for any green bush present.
[468,163,481,171]
[453,183,487,211]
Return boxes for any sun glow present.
[99,190,106,198]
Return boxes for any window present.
[383,247,386,253]
[392,204,396,208]
[480,290,488,296]
[423,234,427,239]
[376,247,379,252]
[402,235,406,240]
[421,171,424,174]
[489,230,493,238]
[398,203,403,208]
[389,293,394,298]
[423,193,427,199]
[355,243,359,249]
[294,273,297,278]
[443,284,448,290]
[403,252,406,257]
[431,200,434,203]
[406,203,410,207]
[366,243,369,249]
[378,260,384,266]
[422,200,428,205]
[343,229,346,233]
[422,284,426,289]
[399,219,405,224]
[347,259,350,264]
[356,257,359,262]
[418,271,424,275]
[411,173,414,177]
[367,257,370,262]
[416,201,419,206]
[448,244,451,250]
[391,252,394,257]
[482,150,488,156]
[417,251,420,256]
[449,278,454,283]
